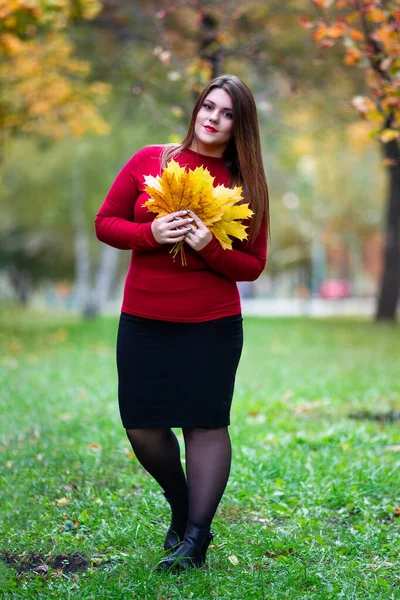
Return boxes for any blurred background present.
[1,0,399,321]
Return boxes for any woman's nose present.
[209,110,219,123]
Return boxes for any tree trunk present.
[85,245,119,317]
[9,265,32,306]
[71,158,93,317]
[200,14,223,79]
[71,157,120,318]
[375,138,400,321]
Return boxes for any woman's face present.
[192,87,234,156]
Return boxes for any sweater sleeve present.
[95,155,160,252]
[197,221,267,282]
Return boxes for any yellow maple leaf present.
[210,185,253,249]
[165,159,186,179]
[143,159,252,263]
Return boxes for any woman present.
[95,74,269,571]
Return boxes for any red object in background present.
[319,279,351,299]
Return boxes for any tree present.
[302,0,400,320]
[0,0,111,145]
[0,0,114,314]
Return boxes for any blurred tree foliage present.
[0,0,111,143]
[303,0,400,319]
[0,0,387,311]
[0,0,111,308]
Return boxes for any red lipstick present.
[204,125,217,133]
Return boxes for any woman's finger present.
[169,227,192,238]
[187,211,206,230]
[163,211,190,222]
[184,233,195,248]
[166,217,193,230]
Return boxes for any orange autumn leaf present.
[326,23,346,38]
[89,443,101,451]
[373,25,398,55]
[349,28,364,42]
[344,47,362,65]
[366,7,387,23]
[312,24,328,42]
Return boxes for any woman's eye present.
[203,103,212,110]
[224,111,233,119]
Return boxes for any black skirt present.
[116,312,243,429]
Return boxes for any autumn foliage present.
[144,159,252,264]
[0,0,111,140]
[301,0,400,144]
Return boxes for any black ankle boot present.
[157,522,214,570]
[163,492,188,552]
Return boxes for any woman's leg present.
[156,426,231,569]
[126,427,188,534]
[182,426,232,528]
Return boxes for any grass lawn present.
[0,309,399,599]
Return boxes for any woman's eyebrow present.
[204,99,233,111]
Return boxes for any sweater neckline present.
[182,147,225,161]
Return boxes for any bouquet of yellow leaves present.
[143,159,253,265]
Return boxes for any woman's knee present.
[126,427,171,445]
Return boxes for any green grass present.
[1,308,400,599]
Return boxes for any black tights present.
[126,427,231,529]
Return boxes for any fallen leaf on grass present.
[56,498,70,505]
[393,505,400,516]
[228,555,239,565]
[63,484,77,491]
[123,448,135,458]
[384,445,400,452]
[89,443,101,451]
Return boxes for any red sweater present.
[95,145,267,322]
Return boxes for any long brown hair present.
[161,74,270,242]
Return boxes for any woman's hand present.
[184,211,213,251]
[151,211,194,245]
